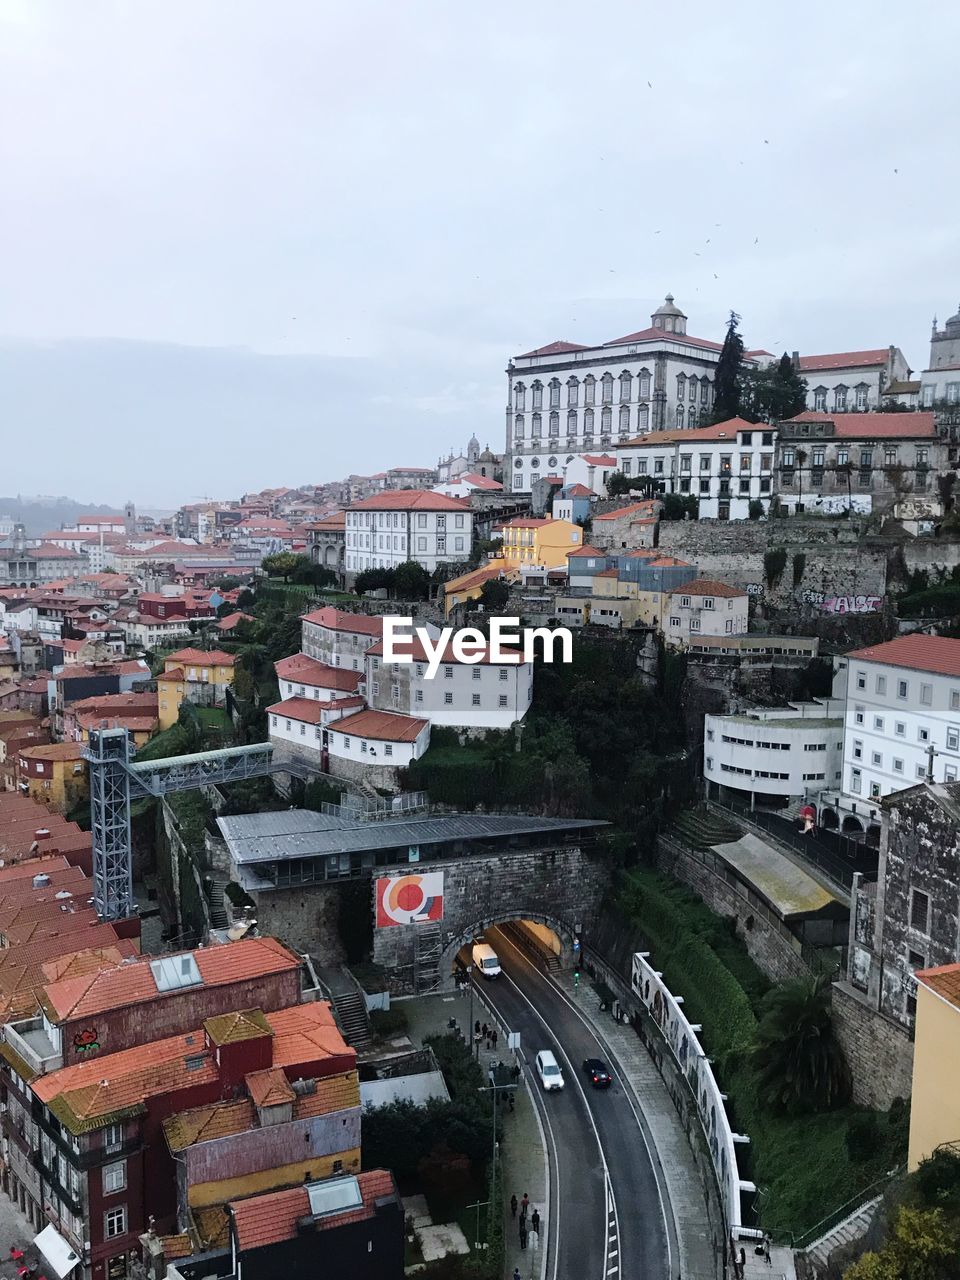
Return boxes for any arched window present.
[514,414,524,439]
[584,407,594,435]
[514,382,526,411]
[601,406,612,433]
[532,380,543,409]
[619,405,631,434]
[619,371,632,402]
[532,412,542,436]
[601,373,614,403]
[567,377,579,407]
[700,379,710,405]
[638,368,651,399]
[677,373,686,399]
[549,378,561,408]
[584,375,596,405]
[638,404,650,432]
[834,384,848,412]
[688,376,698,402]
[549,411,559,436]
[814,386,827,412]
[567,409,578,435]
[676,404,685,427]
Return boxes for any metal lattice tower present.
[87,727,135,921]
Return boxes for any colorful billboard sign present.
[376,872,444,928]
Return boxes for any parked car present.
[535,1049,565,1092]
[583,1057,612,1089]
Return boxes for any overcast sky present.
[2,0,958,509]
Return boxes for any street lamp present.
[479,1061,515,1241]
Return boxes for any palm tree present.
[752,974,851,1114]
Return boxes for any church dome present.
[652,293,685,318]
[479,445,497,462]
[945,304,960,339]
[651,293,687,335]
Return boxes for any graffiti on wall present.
[820,595,883,615]
[745,583,764,597]
[73,1028,100,1054]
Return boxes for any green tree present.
[261,551,299,581]
[711,311,745,423]
[480,578,510,610]
[607,470,631,496]
[393,560,431,600]
[753,974,851,1114]
[354,568,395,595]
[844,1206,960,1280]
[661,493,699,521]
[237,587,255,608]
[742,352,808,423]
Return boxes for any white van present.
[535,1049,565,1092]
[472,942,501,979]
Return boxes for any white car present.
[535,1049,565,1092]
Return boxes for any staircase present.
[330,986,373,1050]
[799,1196,883,1277]
[206,875,230,931]
[499,920,562,973]
[414,921,443,994]
[671,807,743,851]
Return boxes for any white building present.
[301,606,385,672]
[120,613,193,650]
[267,693,366,749]
[704,700,845,808]
[616,420,777,519]
[799,346,912,413]
[819,636,960,836]
[505,295,769,496]
[364,635,534,730]
[561,453,619,497]
[665,579,749,647]
[275,652,365,701]
[345,491,473,577]
[433,473,503,499]
[325,708,431,777]
[920,305,960,408]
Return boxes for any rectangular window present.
[893,758,903,773]
[499,668,509,681]
[897,680,908,699]
[918,726,930,743]
[871,751,882,766]
[920,683,933,705]
[951,690,960,711]
[105,1124,123,1154]
[415,689,423,703]
[876,675,886,695]
[444,691,453,704]
[103,1161,126,1195]
[873,716,884,731]
[472,667,482,680]
[854,706,865,725]
[850,768,861,793]
[853,739,863,760]
[472,693,480,706]
[855,671,866,689]
[910,888,930,934]
[444,666,453,678]
[105,1207,127,1239]
[895,721,906,737]
[948,726,960,752]
[499,694,508,707]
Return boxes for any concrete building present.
[505,295,769,495]
[558,549,697,632]
[920,304,960,408]
[551,483,593,524]
[590,500,660,551]
[665,579,749,648]
[16,742,88,813]
[908,962,960,1170]
[306,511,346,581]
[798,346,912,413]
[433,472,503,499]
[703,700,844,810]
[493,516,583,572]
[616,419,777,519]
[819,636,960,836]
[324,708,430,784]
[345,490,471,577]
[301,606,384,673]
[777,411,941,515]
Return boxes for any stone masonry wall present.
[249,881,347,963]
[373,843,609,992]
[831,980,914,1110]
[656,837,811,984]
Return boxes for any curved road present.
[477,924,671,1280]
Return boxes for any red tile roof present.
[157,667,185,682]
[844,635,960,678]
[19,742,85,762]
[798,349,890,371]
[502,517,554,528]
[916,963,960,1011]
[348,489,468,512]
[564,484,594,498]
[77,711,157,734]
[458,473,503,491]
[300,606,384,636]
[567,544,605,558]
[783,411,936,439]
[581,454,618,466]
[267,696,364,724]
[308,511,347,530]
[229,1169,398,1251]
[620,417,760,447]
[593,501,659,522]
[268,1002,355,1069]
[516,340,590,358]
[165,648,237,667]
[216,612,255,631]
[669,578,746,598]
[604,326,725,351]
[245,1065,296,1108]
[329,708,429,743]
[274,653,364,691]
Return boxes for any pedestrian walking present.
[510,1194,518,1219]
[519,1220,528,1250]
[474,1020,481,1036]
[491,1027,498,1050]
[763,1235,772,1265]
[481,1022,488,1040]
[520,1192,529,1218]
[531,1208,541,1236]
[739,1247,746,1276]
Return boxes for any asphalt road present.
[477,925,670,1280]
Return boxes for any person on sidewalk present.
[520,1192,529,1218]
[510,1194,518,1219]
[531,1208,541,1236]
[519,1220,528,1251]
[513,1270,521,1280]
[763,1235,772,1265]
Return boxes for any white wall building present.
[301,606,385,672]
[819,636,960,836]
[616,420,777,519]
[120,614,193,650]
[325,708,431,774]
[364,636,534,730]
[561,454,619,497]
[704,700,845,807]
[433,473,503,499]
[345,491,473,577]
[920,306,960,408]
[665,579,749,647]
[505,296,769,496]
[267,694,366,749]
[275,652,365,701]
[799,347,912,413]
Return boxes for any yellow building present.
[908,964,960,1171]
[494,517,583,572]
[16,742,88,813]
[157,667,187,731]
[164,648,237,692]
[442,565,510,617]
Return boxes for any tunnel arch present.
[439,910,577,989]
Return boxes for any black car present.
[583,1057,612,1088]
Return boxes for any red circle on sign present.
[396,883,424,911]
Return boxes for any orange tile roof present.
[267,1002,355,1069]
[166,648,236,667]
[229,1169,397,1251]
[157,667,185,682]
[19,742,86,762]
[77,712,157,734]
[516,339,590,358]
[844,635,960,678]
[349,489,467,512]
[215,612,255,630]
[204,1008,273,1046]
[245,1066,296,1108]
[299,606,384,636]
[603,325,725,351]
[669,578,745,598]
[330,709,431,744]
[593,501,659,522]
[567,544,605,558]
[267,696,364,725]
[274,654,363,691]
[798,349,890,371]
[784,411,936,439]
[916,963,960,1010]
